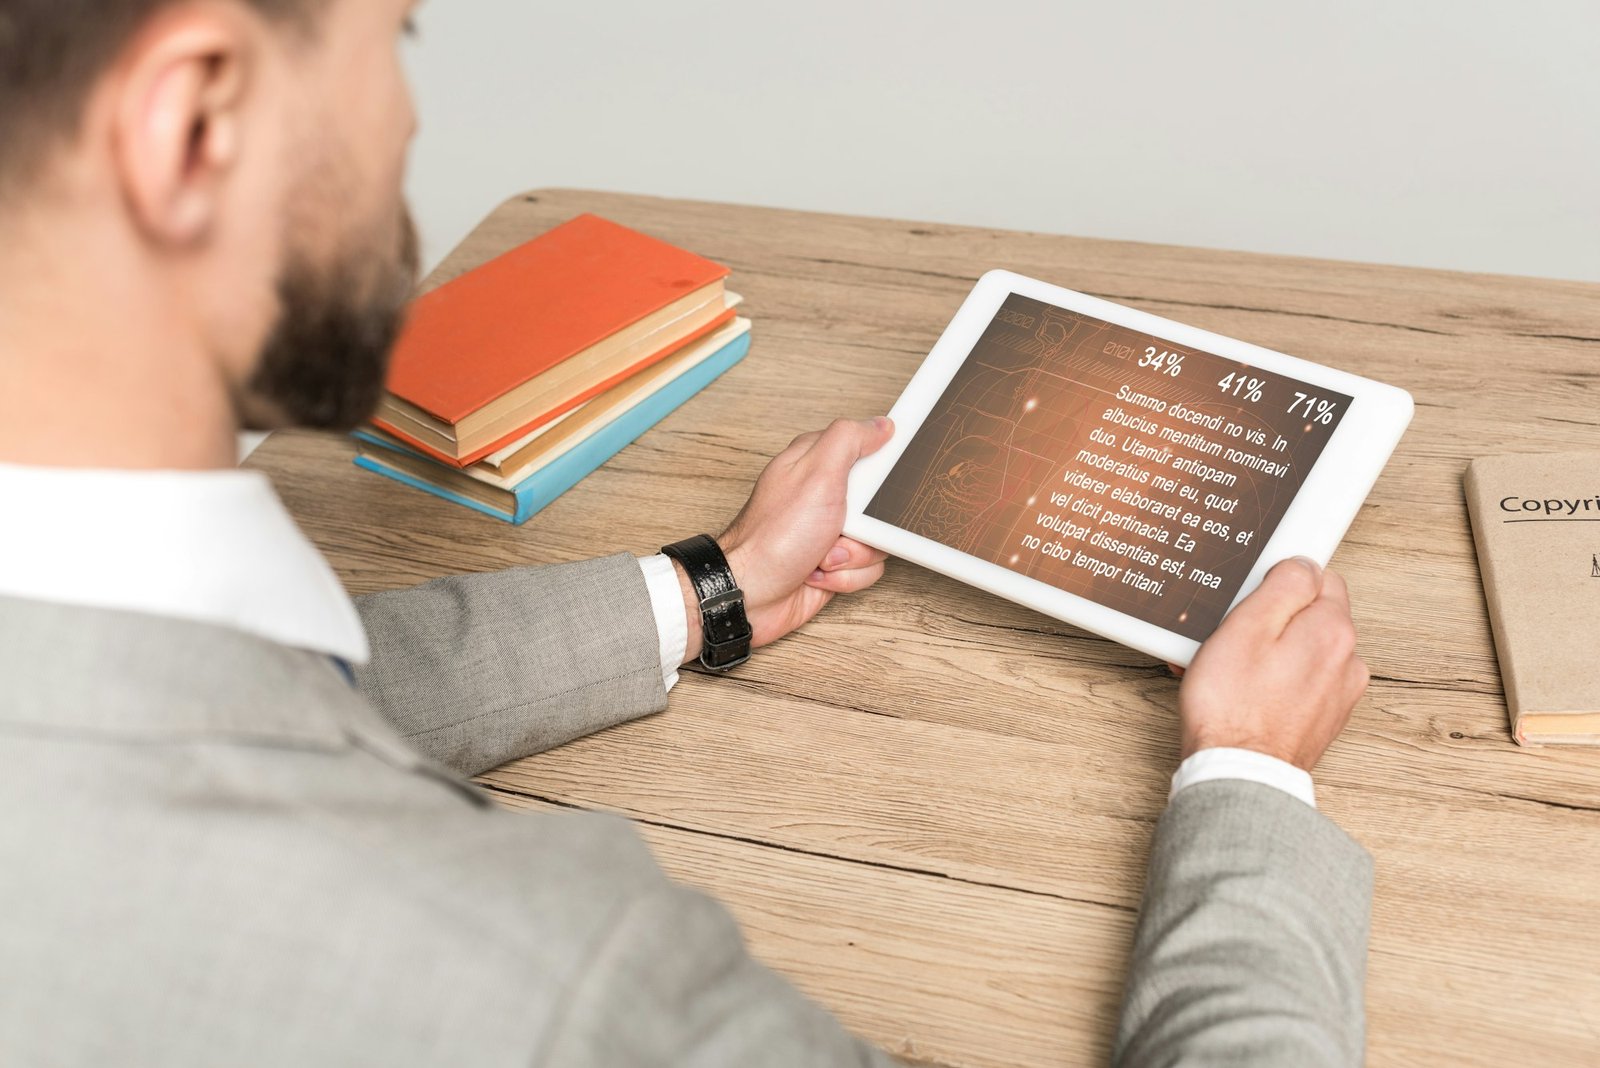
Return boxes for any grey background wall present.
[400,0,1598,282]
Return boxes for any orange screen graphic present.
[865,294,1351,641]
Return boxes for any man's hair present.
[0,0,318,188]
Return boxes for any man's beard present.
[241,208,421,431]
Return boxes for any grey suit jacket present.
[0,553,1372,1066]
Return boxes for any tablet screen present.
[865,293,1353,641]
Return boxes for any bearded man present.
[0,3,1374,1065]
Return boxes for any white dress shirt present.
[0,462,1312,808]
[637,552,690,692]
[0,463,370,664]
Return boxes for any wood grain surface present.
[247,189,1600,1068]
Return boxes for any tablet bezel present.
[843,269,1414,666]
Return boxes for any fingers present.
[1318,569,1350,612]
[812,535,890,595]
[805,561,886,594]
[818,536,887,572]
[779,430,822,461]
[1224,556,1325,640]
[798,416,894,473]
[1345,655,1371,700]
[1283,569,1357,660]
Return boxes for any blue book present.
[354,326,750,524]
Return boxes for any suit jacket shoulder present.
[0,595,886,1067]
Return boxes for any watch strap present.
[661,534,752,671]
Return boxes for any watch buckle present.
[700,588,744,613]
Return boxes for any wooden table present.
[248,189,1600,1067]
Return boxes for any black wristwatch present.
[661,534,753,671]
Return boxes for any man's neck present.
[0,216,240,471]
[0,353,239,470]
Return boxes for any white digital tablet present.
[844,269,1413,666]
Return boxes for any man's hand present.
[673,417,895,662]
[1176,556,1369,772]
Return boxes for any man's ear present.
[110,8,256,247]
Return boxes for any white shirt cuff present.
[637,554,688,693]
[1169,747,1317,809]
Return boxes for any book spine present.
[352,456,517,524]
[505,331,752,524]
[454,306,739,468]
[1462,462,1526,744]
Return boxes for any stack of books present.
[354,213,751,523]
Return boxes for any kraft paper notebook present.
[1464,451,1600,745]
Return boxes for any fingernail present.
[809,568,826,582]
[1291,555,1321,574]
[873,416,892,431]
[824,547,849,567]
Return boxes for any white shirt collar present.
[0,463,369,664]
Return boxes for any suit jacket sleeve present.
[1114,779,1375,1068]
[546,874,897,1067]
[351,552,669,776]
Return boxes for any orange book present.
[376,213,731,465]
[375,302,735,466]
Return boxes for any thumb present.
[1223,556,1325,640]
[805,416,894,472]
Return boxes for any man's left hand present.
[673,416,895,661]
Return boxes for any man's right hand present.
[1177,557,1369,773]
